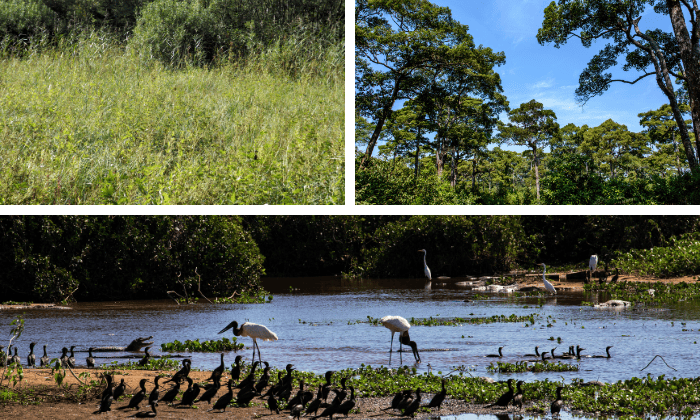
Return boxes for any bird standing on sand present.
[538,263,557,294]
[551,386,564,415]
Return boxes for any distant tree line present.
[3,215,698,303]
[0,0,344,65]
[356,0,700,204]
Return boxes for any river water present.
[1,276,697,387]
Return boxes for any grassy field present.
[0,33,344,204]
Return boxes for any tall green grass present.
[0,31,344,204]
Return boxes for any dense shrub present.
[0,216,265,302]
[0,0,57,38]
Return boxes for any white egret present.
[589,255,598,273]
[418,249,432,281]
[218,321,278,362]
[538,263,557,294]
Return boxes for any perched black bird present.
[384,390,410,411]
[40,345,49,367]
[426,378,447,410]
[59,347,70,368]
[196,377,220,404]
[27,342,36,367]
[305,385,324,416]
[267,394,280,414]
[206,352,225,385]
[100,374,114,401]
[513,380,525,410]
[164,358,191,385]
[486,378,515,408]
[236,360,260,389]
[230,355,243,382]
[321,370,335,401]
[401,388,422,417]
[314,397,340,419]
[551,386,564,415]
[209,379,234,412]
[68,345,76,368]
[263,372,285,398]
[139,347,151,367]
[397,390,414,411]
[177,378,200,407]
[119,379,148,410]
[159,381,181,405]
[11,347,20,366]
[113,378,127,401]
[86,347,95,369]
[235,385,256,407]
[337,385,356,417]
[94,383,113,414]
[148,376,161,406]
[285,379,310,410]
[254,361,271,394]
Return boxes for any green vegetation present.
[161,337,244,353]
[356,0,700,205]
[102,357,181,371]
[585,281,700,306]
[0,216,267,302]
[611,233,700,278]
[0,0,344,204]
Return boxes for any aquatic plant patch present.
[585,281,700,305]
[101,356,181,371]
[612,233,700,277]
[160,337,244,352]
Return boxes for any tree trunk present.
[360,77,403,169]
[414,127,421,180]
[665,0,700,169]
[532,147,541,201]
[436,137,445,176]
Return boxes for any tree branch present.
[194,267,213,304]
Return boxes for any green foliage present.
[0,30,343,205]
[161,337,244,353]
[610,233,700,278]
[214,290,273,304]
[131,0,343,67]
[103,357,180,371]
[0,216,265,302]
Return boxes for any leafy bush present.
[161,337,244,353]
[611,232,700,278]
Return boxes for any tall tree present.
[355,0,506,168]
[498,100,559,201]
[580,119,650,179]
[537,0,700,172]
[639,103,693,173]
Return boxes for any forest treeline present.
[1,0,344,66]
[2,216,698,303]
[355,0,700,205]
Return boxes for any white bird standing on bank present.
[538,263,557,294]
[218,321,278,362]
[589,255,598,273]
[418,249,432,281]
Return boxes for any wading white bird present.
[538,263,557,294]
[218,321,278,362]
[418,249,431,281]
[380,315,411,354]
[589,255,598,273]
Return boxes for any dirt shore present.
[516,273,698,292]
[1,368,525,419]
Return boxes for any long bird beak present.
[218,321,237,334]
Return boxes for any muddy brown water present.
[1,276,697,387]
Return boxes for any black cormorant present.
[512,380,524,410]
[87,347,95,368]
[486,347,505,358]
[551,386,564,415]
[426,378,447,410]
[591,346,613,358]
[486,378,515,408]
[27,342,36,367]
[119,378,147,410]
[337,385,356,417]
[40,345,49,367]
[147,376,160,407]
[401,388,421,417]
[209,379,234,412]
[138,347,151,367]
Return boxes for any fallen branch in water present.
[640,355,677,371]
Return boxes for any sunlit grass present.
[0,32,344,204]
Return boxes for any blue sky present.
[447,0,672,134]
